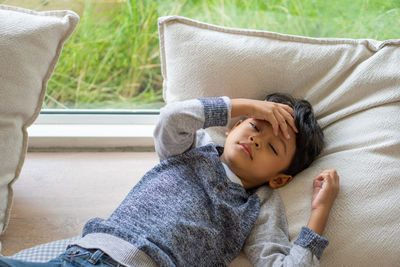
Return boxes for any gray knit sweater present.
[71,97,328,267]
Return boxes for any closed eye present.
[269,144,278,155]
[249,122,259,132]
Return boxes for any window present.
[5,0,398,148]
[7,0,399,111]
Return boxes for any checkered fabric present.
[7,236,80,262]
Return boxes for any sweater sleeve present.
[244,187,329,267]
[153,97,231,161]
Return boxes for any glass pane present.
[2,0,399,110]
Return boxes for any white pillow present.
[158,16,400,266]
[0,4,79,243]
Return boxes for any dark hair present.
[265,93,324,176]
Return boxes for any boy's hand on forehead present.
[231,98,298,139]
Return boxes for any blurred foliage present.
[2,0,399,109]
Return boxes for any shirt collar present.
[221,162,243,186]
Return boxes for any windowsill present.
[28,124,155,151]
[27,112,159,151]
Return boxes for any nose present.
[249,136,260,149]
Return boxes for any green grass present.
[46,0,164,109]
[3,0,400,109]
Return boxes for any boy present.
[0,94,339,266]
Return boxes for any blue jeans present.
[0,246,123,267]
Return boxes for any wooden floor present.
[0,151,158,256]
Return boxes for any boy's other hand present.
[231,98,298,139]
[307,169,340,235]
[311,170,340,212]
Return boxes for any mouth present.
[239,143,253,160]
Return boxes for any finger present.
[279,108,298,133]
[266,111,279,136]
[321,173,337,187]
[317,175,326,184]
[314,176,323,188]
[313,180,322,192]
[320,172,331,180]
[321,170,332,176]
[279,103,295,116]
[330,170,340,186]
[273,109,290,139]
[317,173,330,186]
[325,170,336,179]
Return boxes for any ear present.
[268,173,293,189]
[225,120,242,136]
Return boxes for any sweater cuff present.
[198,97,230,128]
[294,226,329,260]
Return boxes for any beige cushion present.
[158,16,400,266]
[0,4,79,242]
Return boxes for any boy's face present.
[221,118,296,189]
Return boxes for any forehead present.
[251,118,296,134]
[250,118,297,152]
